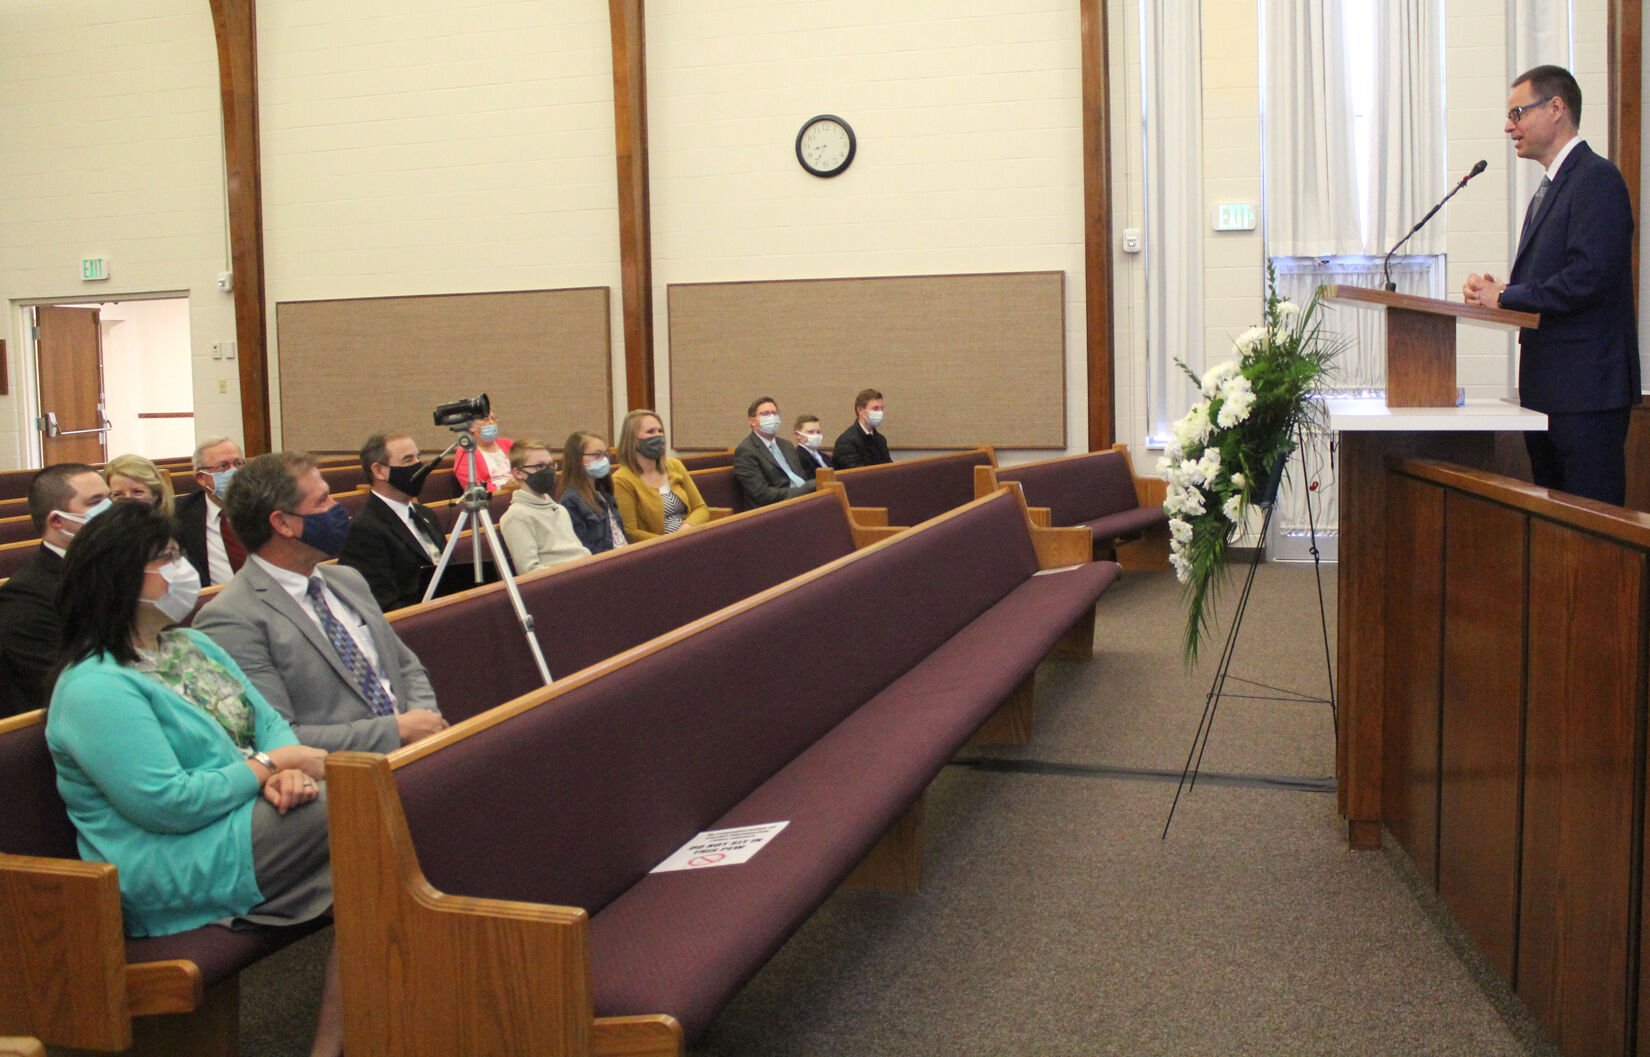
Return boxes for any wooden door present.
[34,305,108,465]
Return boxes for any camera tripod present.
[422,427,553,686]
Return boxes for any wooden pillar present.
[609,0,656,413]
[208,0,273,455]
[1080,0,1115,452]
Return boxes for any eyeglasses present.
[521,462,552,473]
[148,547,182,567]
[201,458,245,473]
[1507,97,1553,124]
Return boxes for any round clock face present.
[796,115,856,177]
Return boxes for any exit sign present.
[80,257,109,281]
[1212,203,1256,232]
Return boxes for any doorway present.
[30,296,194,466]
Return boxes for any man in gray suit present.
[195,451,448,753]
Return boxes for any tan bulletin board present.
[276,288,613,454]
[666,271,1066,451]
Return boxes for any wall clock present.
[796,114,856,177]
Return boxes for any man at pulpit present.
[1463,64,1638,506]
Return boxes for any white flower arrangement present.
[1160,268,1339,661]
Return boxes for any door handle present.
[54,426,112,437]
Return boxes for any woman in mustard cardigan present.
[611,409,710,541]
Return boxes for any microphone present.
[1382,160,1487,291]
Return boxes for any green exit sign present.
[80,257,109,281]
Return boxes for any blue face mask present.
[57,497,112,534]
[479,424,500,443]
[294,503,351,557]
[210,466,238,495]
[586,456,612,479]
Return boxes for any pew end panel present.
[1111,444,1169,571]
[840,796,925,894]
[326,752,684,1057]
[0,855,134,1051]
[966,672,1037,747]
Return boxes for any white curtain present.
[1263,2,1361,256]
[1142,0,1204,442]
[1369,1,1447,254]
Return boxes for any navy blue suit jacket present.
[1501,140,1639,414]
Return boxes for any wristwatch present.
[248,750,275,773]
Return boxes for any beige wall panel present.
[666,272,1066,451]
[277,289,612,453]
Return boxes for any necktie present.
[408,508,440,560]
[305,577,397,716]
[1519,175,1551,246]
[220,515,246,571]
[768,442,806,487]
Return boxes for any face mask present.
[209,467,238,495]
[385,461,430,499]
[56,497,112,534]
[525,466,557,496]
[800,432,824,448]
[866,410,885,428]
[142,556,201,624]
[293,503,351,557]
[586,456,612,479]
[638,436,667,461]
[757,413,781,436]
[479,424,500,443]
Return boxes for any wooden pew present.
[325,486,1115,1056]
[0,515,36,546]
[814,448,996,527]
[388,488,896,723]
[975,444,1169,570]
[0,712,327,1055]
[675,448,736,471]
[688,464,743,519]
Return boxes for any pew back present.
[0,515,36,546]
[688,466,744,515]
[817,448,995,527]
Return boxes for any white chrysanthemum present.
[1171,402,1214,450]
[1277,300,1301,317]
[1169,550,1192,584]
[1163,488,1184,516]
[1230,472,1247,490]
[1165,460,1196,489]
[1178,486,1206,517]
[1169,517,1193,544]
[1163,441,1185,464]
[1234,326,1266,353]
[1200,359,1242,397]
[1197,447,1221,485]
[1215,375,1256,428]
[1222,494,1244,523]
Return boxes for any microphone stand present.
[1382,166,1484,291]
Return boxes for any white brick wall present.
[257,0,624,442]
[0,0,236,469]
[645,0,1088,462]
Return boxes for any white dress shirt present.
[251,554,396,703]
[204,500,233,586]
[377,492,440,560]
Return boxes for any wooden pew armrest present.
[706,507,734,521]
[1030,525,1093,569]
[973,464,999,500]
[327,753,683,1057]
[0,854,136,1051]
[125,960,203,1016]
[1027,506,1053,529]
[850,506,889,527]
[850,524,905,547]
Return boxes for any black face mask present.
[525,466,557,496]
[385,461,431,499]
[638,436,667,461]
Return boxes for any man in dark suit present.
[1465,65,1639,506]
[733,397,815,508]
[792,414,831,480]
[339,431,449,611]
[176,436,247,586]
[0,464,109,716]
[194,451,446,753]
[832,388,893,469]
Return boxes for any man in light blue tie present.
[195,451,448,753]
[732,396,817,508]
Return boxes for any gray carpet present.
[240,561,1560,1056]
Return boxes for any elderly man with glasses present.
[177,436,249,586]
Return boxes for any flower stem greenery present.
[1161,265,1342,662]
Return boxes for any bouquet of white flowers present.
[1161,268,1339,661]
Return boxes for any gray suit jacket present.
[193,559,440,753]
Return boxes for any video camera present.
[433,393,490,428]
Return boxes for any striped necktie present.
[305,577,397,716]
[1519,175,1551,246]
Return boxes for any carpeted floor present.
[241,561,1560,1056]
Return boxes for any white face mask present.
[866,409,885,428]
[756,413,781,436]
[799,431,825,448]
[142,556,202,623]
[55,497,112,536]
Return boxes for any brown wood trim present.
[1610,0,1642,287]
[665,268,1067,291]
[1080,0,1115,451]
[136,412,195,420]
[0,339,8,396]
[610,0,655,412]
[819,446,997,482]
[1323,284,1540,329]
[209,0,272,455]
[1392,457,1650,551]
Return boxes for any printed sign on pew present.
[652,821,790,873]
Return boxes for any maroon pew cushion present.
[833,452,992,527]
[690,467,744,512]
[586,558,1119,1038]
[1079,506,1168,544]
[0,718,78,859]
[993,451,1141,526]
[126,916,330,988]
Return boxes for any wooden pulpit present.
[1321,286,1539,407]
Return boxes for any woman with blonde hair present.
[104,453,176,517]
[611,410,708,541]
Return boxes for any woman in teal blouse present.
[45,502,342,1057]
